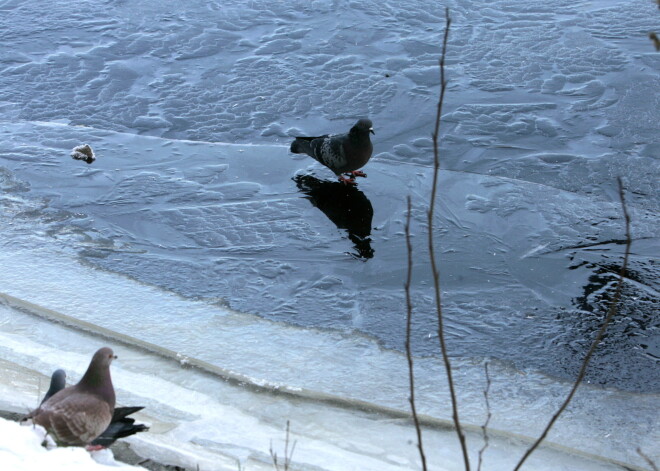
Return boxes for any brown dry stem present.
[405,196,428,470]
[427,8,471,471]
[514,178,632,470]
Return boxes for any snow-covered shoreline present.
[0,415,145,471]
[1,285,656,471]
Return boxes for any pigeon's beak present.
[369,128,375,135]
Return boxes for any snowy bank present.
[0,417,143,471]
[1,297,653,471]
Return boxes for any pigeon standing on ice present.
[290,119,374,185]
[28,347,117,447]
[71,144,96,164]
[35,366,149,447]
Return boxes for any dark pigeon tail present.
[90,406,149,447]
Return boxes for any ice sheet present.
[0,0,658,468]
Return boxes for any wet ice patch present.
[465,194,496,213]
[444,103,558,141]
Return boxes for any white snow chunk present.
[0,417,144,470]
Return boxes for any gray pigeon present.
[29,347,117,447]
[37,367,149,447]
[290,119,374,185]
[40,369,67,405]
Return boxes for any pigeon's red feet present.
[338,175,357,185]
[349,170,367,178]
[86,444,106,452]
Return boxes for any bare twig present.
[476,362,492,471]
[427,8,470,471]
[269,420,297,471]
[636,447,659,471]
[514,177,632,470]
[650,32,660,51]
[404,196,428,471]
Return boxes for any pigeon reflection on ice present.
[294,174,374,259]
[25,348,148,448]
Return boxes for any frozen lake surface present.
[0,0,658,469]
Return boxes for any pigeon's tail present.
[290,137,315,156]
[111,406,145,421]
[90,406,149,447]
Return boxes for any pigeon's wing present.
[35,391,113,445]
[291,134,328,157]
[311,133,348,173]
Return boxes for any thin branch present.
[285,421,296,470]
[269,440,277,469]
[405,196,428,471]
[636,447,659,471]
[476,362,492,471]
[269,420,296,471]
[428,8,470,471]
[514,177,632,470]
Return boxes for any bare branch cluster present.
[270,420,297,471]
[405,8,471,471]
[405,5,635,471]
[513,178,632,471]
